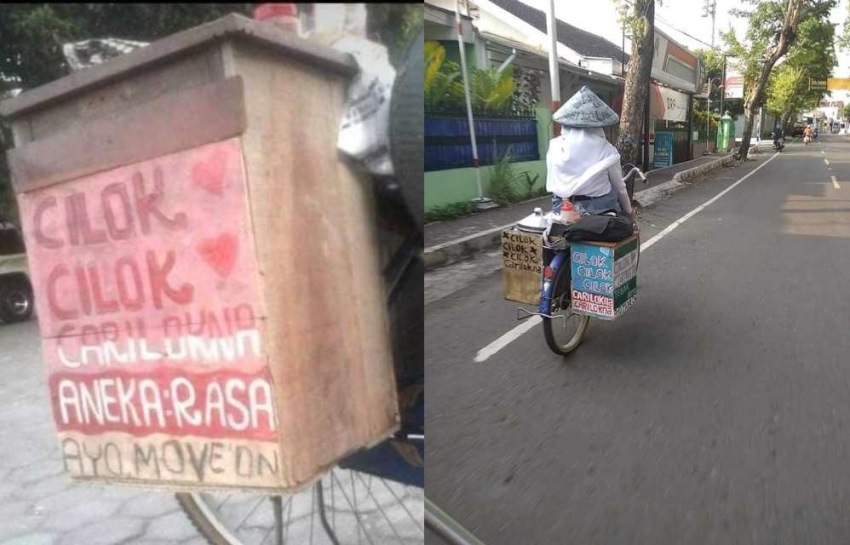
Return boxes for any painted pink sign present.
[18,138,281,485]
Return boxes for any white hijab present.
[546,127,621,198]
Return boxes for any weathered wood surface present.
[8,77,246,193]
[8,19,397,492]
[21,138,287,488]
[233,40,399,486]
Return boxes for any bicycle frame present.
[540,249,569,316]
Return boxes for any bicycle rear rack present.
[516,307,567,321]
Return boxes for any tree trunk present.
[616,0,654,168]
[736,0,806,159]
[738,68,772,158]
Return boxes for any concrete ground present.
[0,320,210,545]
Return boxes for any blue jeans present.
[552,188,621,215]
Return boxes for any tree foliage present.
[0,4,254,92]
[764,5,836,128]
[366,4,423,68]
[424,41,516,115]
[723,0,836,159]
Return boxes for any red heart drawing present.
[191,150,228,195]
[197,233,239,278]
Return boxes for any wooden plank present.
[18,138,290,490]
[24,47,225,143]
[8,77,247,194]
[502,230,543,305]
[0,13,355,121]
[58,430,287,491]
[233,41,398,487]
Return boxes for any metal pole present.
[425,498,487,545]
[455,0,490,206]
[719,55,726,119]
[642,0,654,170]
[707,80,711,152]
[545,0,561,136]
[687,93,694,159]
[703,0,716,49]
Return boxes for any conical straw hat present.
[553,85,619,128]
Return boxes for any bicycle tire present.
[176,466,424,545]
[542,260,590,356]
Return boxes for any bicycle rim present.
[543,263,590,356]
[176,467,424,545]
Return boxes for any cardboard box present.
[0,15,397,492]
[501,229,543,305]
[570,236,639,320]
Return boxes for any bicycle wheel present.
[542,260,590,356]
[176,464,424,545]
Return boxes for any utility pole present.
[707,79,712,152]
[642,0,655,171]
[545,0,561,136]
[455,0,493,209]
[719,54,726,118]
[702,0,717,49]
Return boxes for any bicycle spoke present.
[374,474,419,527]
[310,485,316,545]
[330,471,379,545]
[181,468,423,545]
[282,494,294,544]
[350,471,362,545]
[330,472,336,532]
[260,522,275,545]
[351,471,410,543]
[235,496,267,531]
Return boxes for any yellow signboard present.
[828,78,850,90]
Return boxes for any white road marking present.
[641,153,779,250]
[474,316,542,362]
[825,159,830,165]
[474,152,781,362]
[832,176,841,189]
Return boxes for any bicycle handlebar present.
[622,163,648,183]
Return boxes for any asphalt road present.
[425,136,850,544]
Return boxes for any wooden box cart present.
[0,14,398,492]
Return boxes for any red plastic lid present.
[253,3,298,20]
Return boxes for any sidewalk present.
[425,152,734,270]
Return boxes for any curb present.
[424,153,736,272]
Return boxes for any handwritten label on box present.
[18,138,282,488]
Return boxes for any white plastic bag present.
[332,36,396,177]
[306,4,367,43]
[299,3,395,176]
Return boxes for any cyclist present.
[546,86,635,223]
